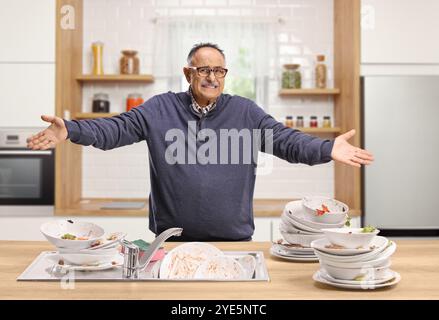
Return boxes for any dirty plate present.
[313,269,400,290]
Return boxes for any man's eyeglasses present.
[188,66,228,78]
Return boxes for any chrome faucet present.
[121,227,183,279]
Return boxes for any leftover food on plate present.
[361,225,377,233]
[60,233,89,240]
[316,204,330,216]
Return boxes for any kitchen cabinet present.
[2,239,439,299]
[0,64,55,127]
[0,0,55,62]
[361,0,439,64]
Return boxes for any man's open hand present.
[26,115,68,150]
[331,129,374,168]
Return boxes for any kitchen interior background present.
[1,0,438,241]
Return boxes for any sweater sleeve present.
[249,102,334,166]
[64,96,156,150]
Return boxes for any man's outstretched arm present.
[27,97,155,151]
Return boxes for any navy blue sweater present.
[64,91,334,241]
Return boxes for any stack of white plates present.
[270,241,317,262]
[270,200,347,262]
[311,235,401,289]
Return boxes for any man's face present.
[183,47,226,106]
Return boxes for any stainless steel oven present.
[0,128,54,205]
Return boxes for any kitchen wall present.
[81,0,335,200]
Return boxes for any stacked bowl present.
[40,220,125,271]
[311,227,400,289]
[271,197,349,262]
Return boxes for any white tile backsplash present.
[82,0,335,199]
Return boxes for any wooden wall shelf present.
[299,127,341,134]
[74,112,119,119]
[279,88,340,96]
[76,74,155,83]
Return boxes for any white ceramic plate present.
[270,247,318,262]
[58,249,120,265]
[229,254,257,279]
[87,232,126,250]
[313,269,401,290]
[320,268,396,285]
[48,253,123,272]
[193,256,246,280]
[279,218,320,235]
[271,243,314,255]
[280,212,322,234]
[284,201,346,230]
[159,242,223,279]
[310,236,387,256]
[280,230,325,247]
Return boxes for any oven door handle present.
[0,150,52,155]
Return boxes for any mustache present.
[201,81,219,87]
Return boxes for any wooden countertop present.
[2,239,437,300]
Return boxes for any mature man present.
[27,43,373,241]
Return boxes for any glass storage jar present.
[282,64,302,89]
[92,93,110,113]
[120,50,140,75]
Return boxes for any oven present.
[0,128,54,205]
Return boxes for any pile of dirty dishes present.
[311,227,401,290]
[155,242,257,280]
[271,197,348,262]
[40,220,125,271]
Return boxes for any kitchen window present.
[154,17,275,108]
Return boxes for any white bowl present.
[322,262,391,281]
[280,230,325,247]
[311,236,390,260]
[41,220,105,250]
[59,251,121,266]
[284,201,346,230]
[321,227,380,249]
[302,196,348,224]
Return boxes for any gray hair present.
[187,42,226,66]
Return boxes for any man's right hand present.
[27,115,68,150]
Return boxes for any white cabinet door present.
[361,0,439,64]
[0,0,55,62]
[253,218,272,242]
[0,64,55,127]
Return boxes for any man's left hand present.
[331,129,374,168]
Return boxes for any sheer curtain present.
[152,17,276,108]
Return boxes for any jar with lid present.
[296,116,304,128]
[285,116,293,128]
[281,64,302,89]
[91,42,104,75]
[322,116,332,128]
[126,93,144,112]
[92,93,110,113]
[315,54,327,89]
[120,50,140,75]
[310,116,318,128]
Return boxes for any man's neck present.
[193,94,212,108]
[189,86,216,107]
